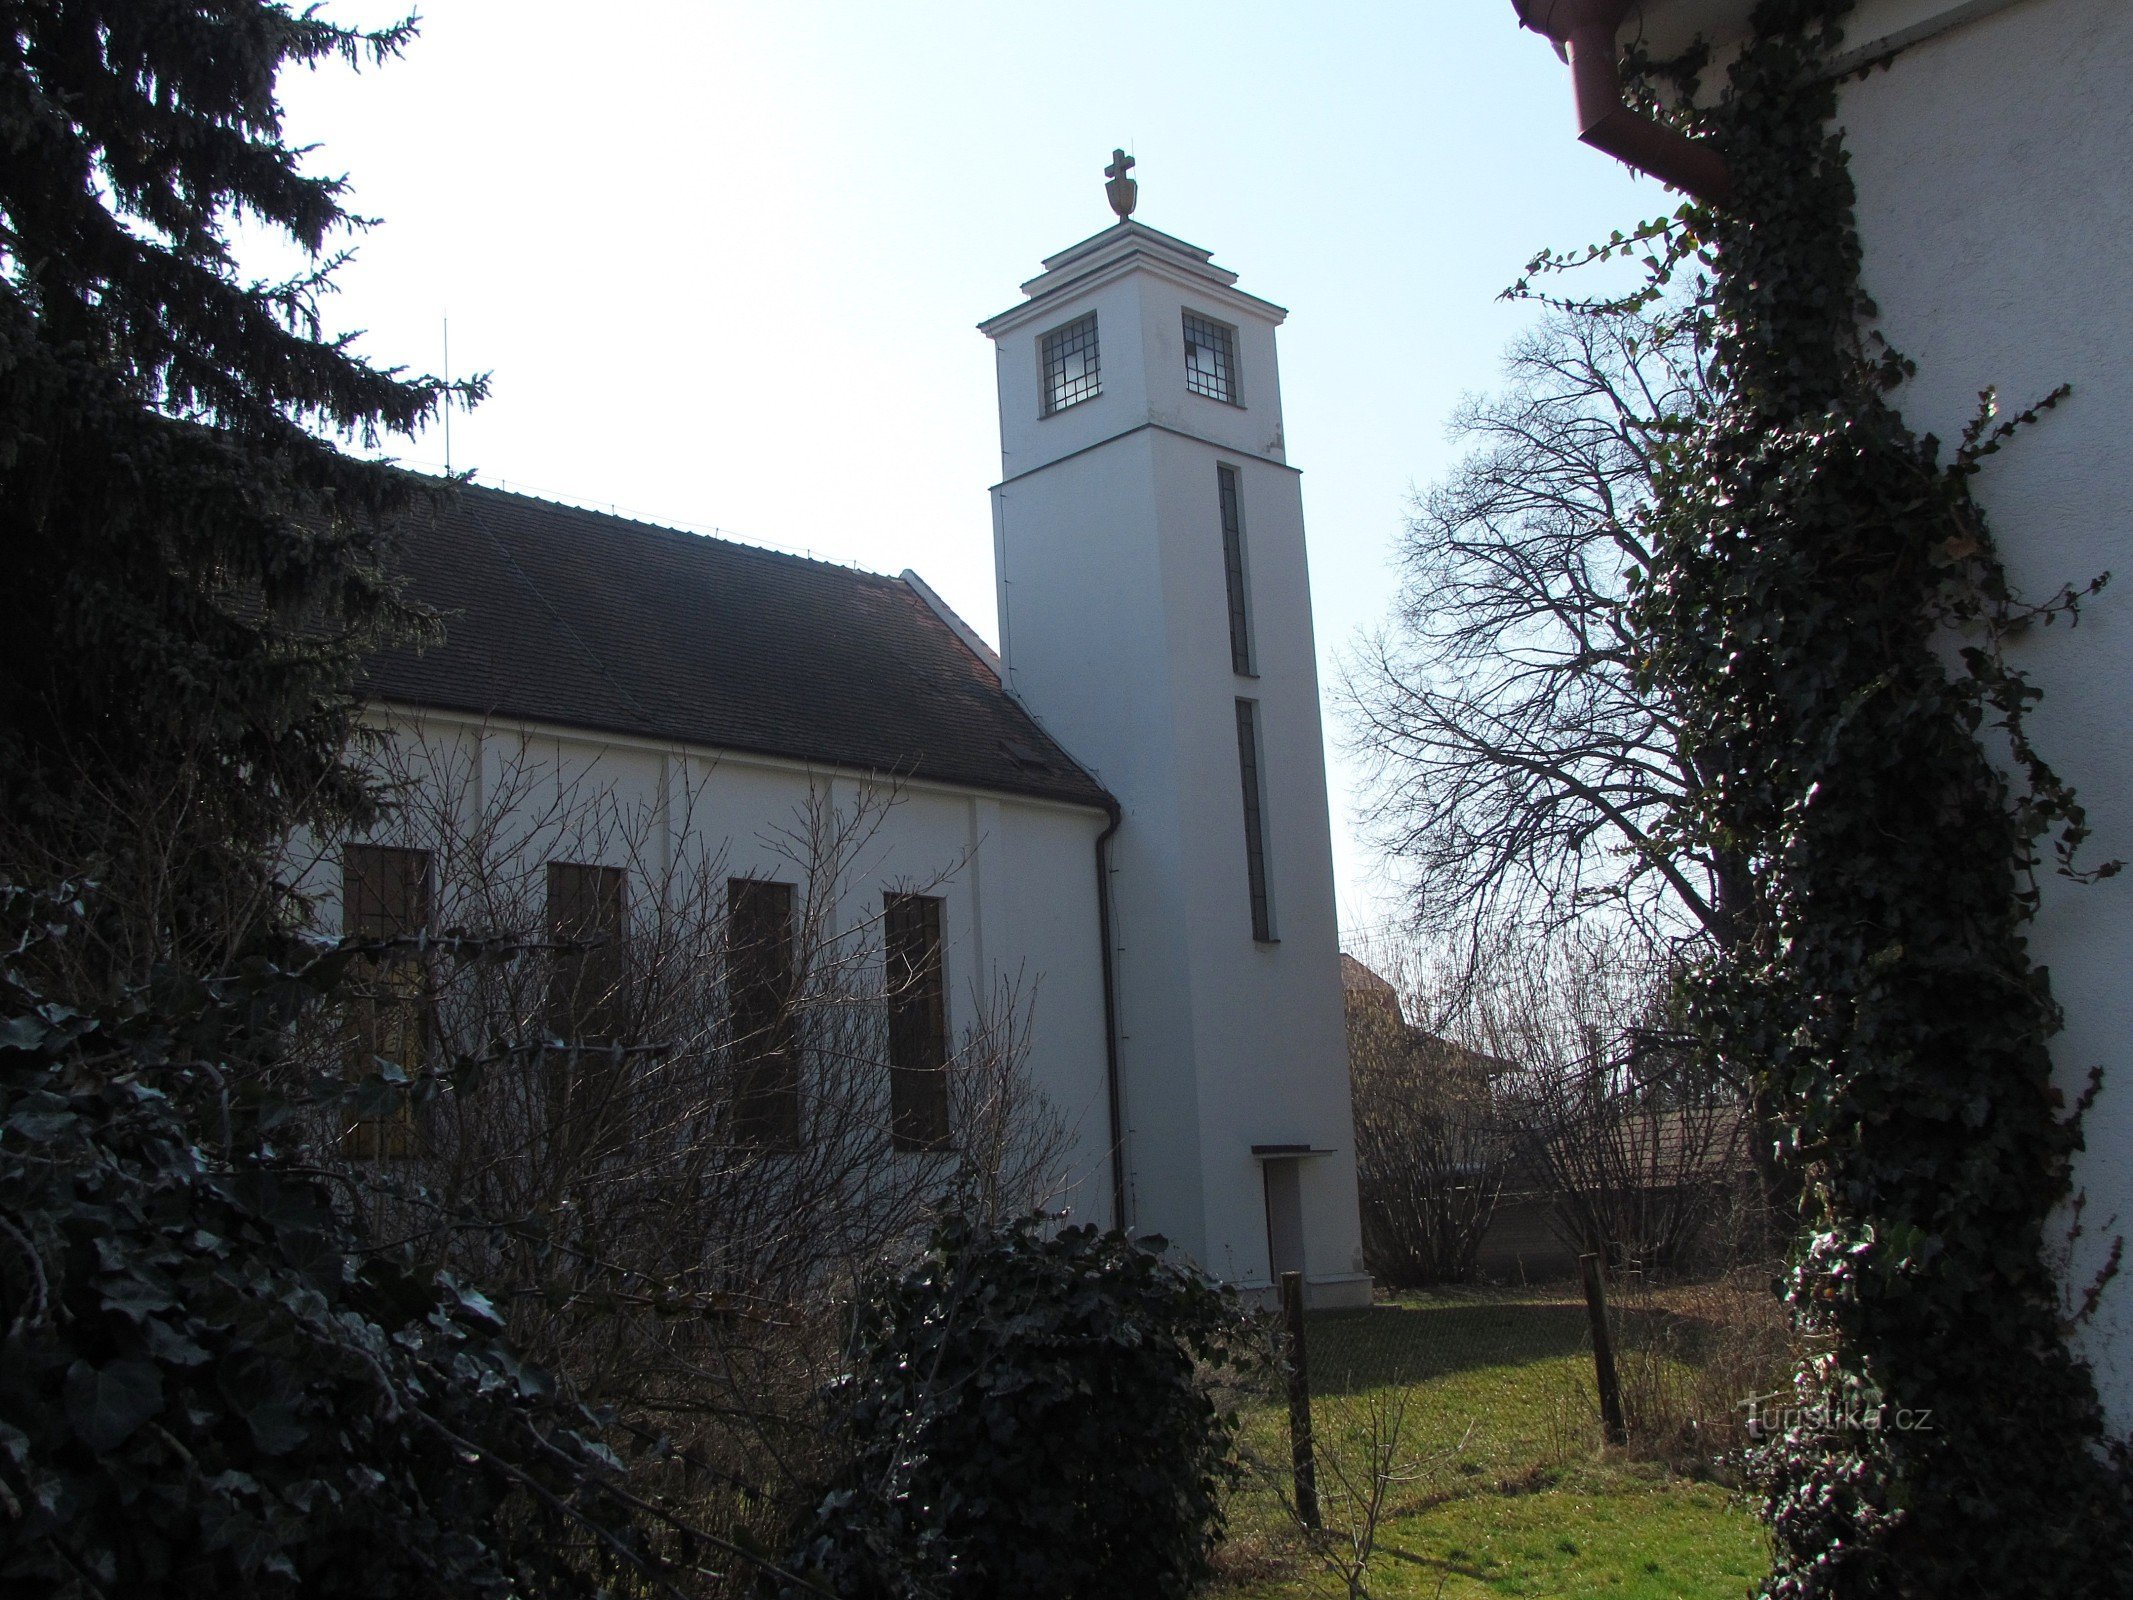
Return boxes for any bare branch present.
[297,723,1074,1579]
[1341,307,1722,952]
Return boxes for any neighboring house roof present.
[1410,1030,1517,1082]
[1339,953,1404,1023]
[1339,955,1523,1071]
[1508,1101,1753,1194]
[360,482,1112,810]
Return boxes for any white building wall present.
[1600,0,2133,1424]
[1830,0,2133,1429]
[983,223,1369,1305]
[1143,430,1363,1294]
[991,432,1211,1255]
[296,708,1121,1227]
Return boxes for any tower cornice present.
[1034,218,1231,284]
[989,420,1302,492]
[978,220,1288,338]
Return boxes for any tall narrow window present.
[545,863,629,1135]
[547,863,629,1043]
[1183,310,1237,403]
[1041,313,1100,415]
[342,843,432,1158]
[1218,464,1253,675]
[1235,700,1275,942]
[726,878,799,1147]
[884,893,950,1152]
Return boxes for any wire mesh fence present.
[1212,1261,1792,1595]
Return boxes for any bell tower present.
[978,160,1368,1306]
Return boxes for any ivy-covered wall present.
[1595,0,2133,1591]
[1827,0,2133,1419]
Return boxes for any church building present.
[327,167,1370,1308]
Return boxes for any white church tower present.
[979,154,1369,1307]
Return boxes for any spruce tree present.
[0,0,470,987]
[0,12,680,1595]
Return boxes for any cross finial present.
[1104,148,1137,221]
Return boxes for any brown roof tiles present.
[361,483,1111,811]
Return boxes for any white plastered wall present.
[1584,0,2133,1425]
[1828,0,2133,1429]
[984,225,1369,1305]
[290,707,1120,1229]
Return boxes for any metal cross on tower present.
[1104,148,1137,220]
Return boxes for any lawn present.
[1212,1285,1773,1599]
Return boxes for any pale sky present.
[275,1,1676,943]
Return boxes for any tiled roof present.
[361,483,1111,810]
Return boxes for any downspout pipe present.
[1512,0,1732,206]
[1094,799,1130,1234]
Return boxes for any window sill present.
[1040,392,1101,419]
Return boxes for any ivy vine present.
[1524,1,2133,1592]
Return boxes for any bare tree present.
[1343,308,1743,951]
[1504,1048,1750,1279]
[1346,980,1510,1287]
[295,727,1075,1569]
[1238,1362,1466,1600]
[1294,1388,1439,1600]
[1448,924,1753,1278]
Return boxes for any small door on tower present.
[1263,1155,1306,1282]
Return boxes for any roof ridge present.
[451,478,896,582]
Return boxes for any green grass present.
[1214,1287,1771,1599]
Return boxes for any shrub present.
[779,1214,1251,1600]
[1349,1010,1509,1288]
[0,887,648,1597]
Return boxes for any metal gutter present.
[1512,0,1733,204]
[1094,798,1131,1232]
[365,699,1114,817]
[1511,0,2034,201]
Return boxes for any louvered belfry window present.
[727,878,800,1148]
[885,892,950,1152]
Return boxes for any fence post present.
[1579,1252,1629,1447]
[1279,1269,1320,1529]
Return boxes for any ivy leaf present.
[445,1275,505,1332]
[6,1106,76,1141]
[101,1274,180,1321]
[146,1317,214,1368]
[0,1013,50,1051]
[64,1359,165,1453]
[245,1402,309,1457]
[7,1090,77,1141]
